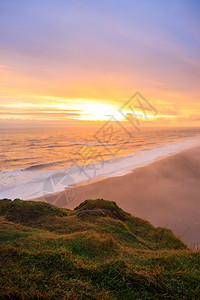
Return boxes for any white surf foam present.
[0,135,199,200]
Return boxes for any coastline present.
[31,146,200,247]
[2,135,200,200]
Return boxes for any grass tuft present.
[0,198,198,299]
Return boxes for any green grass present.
[0,198,199,299]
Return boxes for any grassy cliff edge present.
[0,199,199,299]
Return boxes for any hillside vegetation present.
[0,198,199,299]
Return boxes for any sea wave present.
[0,136,200,201]
[47,141,122,148]
[24,162,58,171]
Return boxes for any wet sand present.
[31,146,200,247]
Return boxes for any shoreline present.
[2,135,200,200]
[31,145,200,247]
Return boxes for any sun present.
[74,101,124,121]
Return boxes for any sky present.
[0,0,200,126]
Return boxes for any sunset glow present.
[73,102,123,121]
[0,1,199,127]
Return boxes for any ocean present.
[0,125,200,200]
